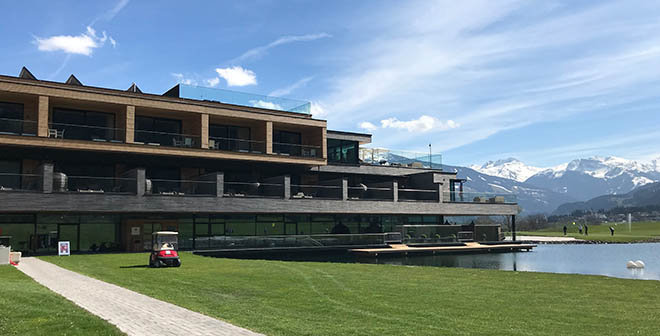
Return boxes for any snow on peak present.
[470,157,543,182]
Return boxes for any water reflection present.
[363,243,660,280]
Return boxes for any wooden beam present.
[266,121,273,154]
[125,105,135,143]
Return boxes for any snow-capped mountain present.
[469,158,543,182]
[525,156,660,201]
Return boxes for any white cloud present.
[171,73,197,85]
[232,33,331,63]
[215,66,257,87]
[251,100,283,110]
[380,116,459,133]
[109,37,117,48]
[269,76,313,97]
[34,26,113,56]
[91,0,130,25]
[359,122,378,132]
[205,77,220,87]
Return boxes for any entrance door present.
[58,224,79,252]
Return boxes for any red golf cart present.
[149,231,181,267]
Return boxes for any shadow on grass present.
[119,265,150,268]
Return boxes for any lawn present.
[0,265,123,336]
[41,252,660,336]
[517,221,660,242]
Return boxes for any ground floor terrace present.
[0,213,511,255]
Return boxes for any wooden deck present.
[349,242,536,257]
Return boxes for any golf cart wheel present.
[174,260,181,267]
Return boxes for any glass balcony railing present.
[445,192,516,204]
[0,117,38,136]
[177,84,311,114]
[359,147,442,169]
[208,136,266,154]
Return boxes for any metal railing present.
[191,233,389,250]
[273,142,322,158]
[146,178,216,196]
[223,181,284,198]
[398,187,438,202]
[444,191,516,204]
[134,129,201,148]
[0,117,38,136]
[290,184,342,200]
[52,174,136,194]
[0,172,41,192]
[48,122,123,142]
[347,184,394,201]
[208,136,266,154]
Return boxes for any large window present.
[327,139,358,165]
[0,214,34,252]
[209,124,251,152]
[146,167,181,194]
[0,160,21,190]
[273,130,302,156]
[54,163,115,192]
[134,116,182,146]
[52,108,116,141]
[0,102,24,134]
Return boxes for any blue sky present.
[2,0,660,168]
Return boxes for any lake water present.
[359,243,660,280]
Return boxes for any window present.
[134,116,182,146]
[0,102,24,134]
[0,160,21,190]
[146,167,181,193]
[327,139,358,164]
[209,124,251,152]
[52,108,116,141]
[273,130,301,156]
[54,163,115,192]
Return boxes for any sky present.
[2,0,660,168]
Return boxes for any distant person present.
[610,226,615,236]
[578,225,583,234]
[563,225,567,236]
[584,224,588,236]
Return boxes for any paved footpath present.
[17,257,263,336]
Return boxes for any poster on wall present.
[131,227,140,236]
[58,241,70,256]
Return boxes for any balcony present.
[172,84,311,114]
[359,147,442,170]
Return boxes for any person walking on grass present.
[610,226,615,236]
[578,224,583,235]
[584,224,588,236]
[563,225,567,236]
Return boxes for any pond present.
[210,243,660,280]
[360,243,660,280]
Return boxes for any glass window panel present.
[0,160,21,189]
[0,102,24,134]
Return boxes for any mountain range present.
[386,153,660,214]
[554,181,660,215]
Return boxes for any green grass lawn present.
[516,221,660,242]
[0,265,123,336]
[41,252,660,336]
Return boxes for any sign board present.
[131,227,140,236]
[58,241,70,256]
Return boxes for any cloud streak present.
[269,76,313,97]
[231,33,331,63]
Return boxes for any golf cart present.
[149,231,181,267]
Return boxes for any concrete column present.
[39,163,53,193]
[392,181,398,202]
[136,168,146,196]
[266,121,273,154]
[125,105,135,143]
[283,175,291,199]
[37,96,49,137]
[321,127,327,159]
[437,183,444,203]
[511,215,517,241]
[216,172,224,197]
[342,178,348,201]
[200,113,209,149]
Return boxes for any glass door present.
[58,224,79,252]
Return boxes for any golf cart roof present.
[152,231,178,236]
